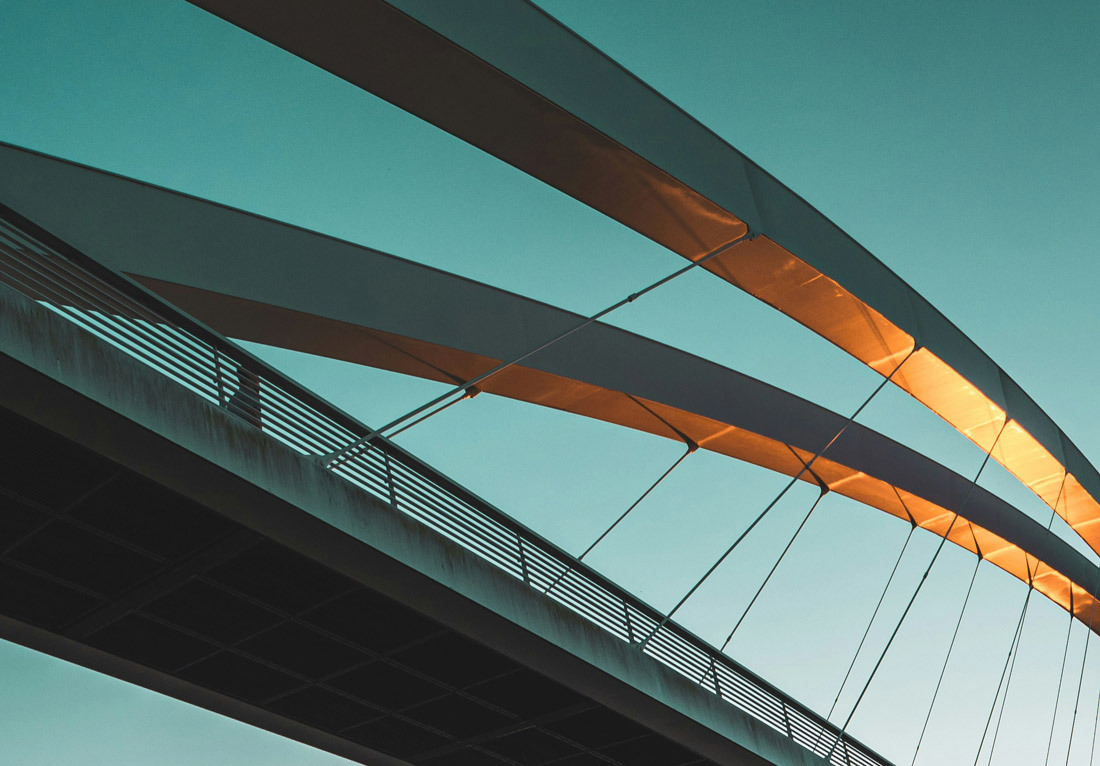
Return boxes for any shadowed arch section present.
[0,144,1097,638]
[181,0,1100,561]
[122,276,1100,637]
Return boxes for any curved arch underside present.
[1,143,1098,634]
[182,0,1100,565]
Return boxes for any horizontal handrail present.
[0,201,893,766]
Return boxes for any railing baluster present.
[710,657,723,697]
[382,450,399,510]
[517,535,531,585]
[622,599,635,644]
[0,209,894,766]
[212,346,227,407]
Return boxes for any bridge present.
[0,202,887,766]
[1,3,1098,766]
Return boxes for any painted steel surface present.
[183,0,1100,562]
[0,145,1096,632]
[0,214,881,766]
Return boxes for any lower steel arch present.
[136,276,1100,636]
[0,146,1096,633]
[178,0,1100,569]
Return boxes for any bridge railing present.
[0,203,892,766]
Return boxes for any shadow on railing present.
[0,202,892,766]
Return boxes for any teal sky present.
[1,2,1099,764]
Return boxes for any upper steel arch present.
[184,0,1100,560]
[2,143,1099,634]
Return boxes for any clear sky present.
[1,1,1099,764]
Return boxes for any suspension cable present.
[544,442,695,597]
[987,478,1075,765]
[323,232,754,466]
[812,522,917,754]
[1046,609,1077,766]
[385,386,481,440]
[1042,474,1074,766]
[1091,626,1100,766]
[719,482,829,653]
[638,346,917,648]
[1064,579,1100,765]
[986,565,1042,765]
[971,586,1034,766]
[825,419,1010,761]
[579,446,695,563]
[910,556,983,766]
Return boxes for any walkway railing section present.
[0,203,894,766]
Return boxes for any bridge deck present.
[0,209,890,766]
[0,403,719,766]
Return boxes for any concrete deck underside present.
[0,286,828,766]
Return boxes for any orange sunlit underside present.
[139,276,1100,634]
[179,0,1100,627]
[703,236,1100,559]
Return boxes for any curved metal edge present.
[0,142,1096,638]
[178,0,1100,560]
